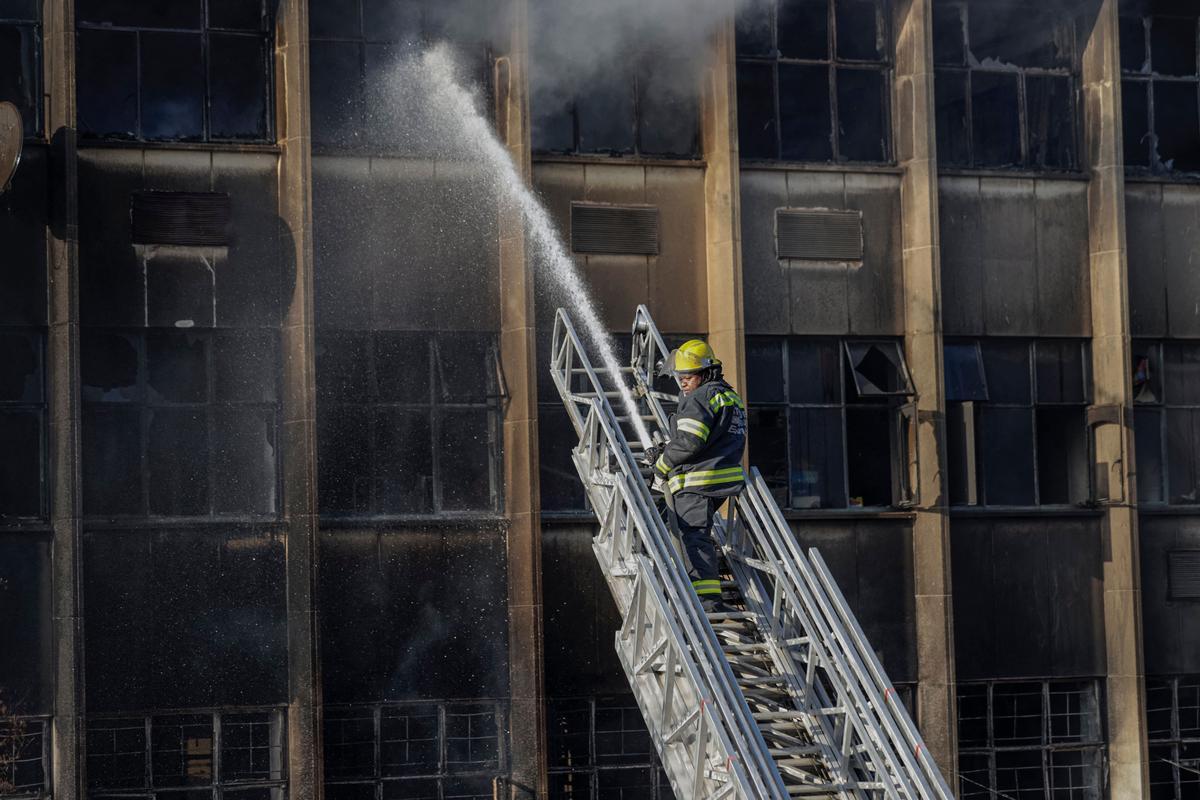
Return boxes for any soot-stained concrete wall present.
[1139,514,1200,675]
[938,176,1092,337]
[1125,182,1200,338]
[740,169,904,337]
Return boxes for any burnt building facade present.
[1,0,1198,798]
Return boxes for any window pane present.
[77,29,138,138]
[323,708,376,780]
[0,410,41,516]
[944,343,988,402]
[213,329,277,403]
[1048,749,1101,798]
[380,705,439,777]
[1121,16,1147,72]
[1122,79,1151,168]
[309,0,361,39]
[777,0,828,59]
[83,332,141,403]
[0,330,40,402]
[836,68,886,162]
[1133,341,1161,404]
[0,24,37,137]
[1179,678,1200,737]
[1048,681,1100,744]
[787,340,840,404]
[221,712,282,782]
[595,699,652,765]
[547,699,591,770]
[735,0,774,57]
[932,2,965,67]
[87,717,148,790]
[789,406,845,508]
[445,705,500,771]
[151,713,213,788]
[746,339,784,403]
[736,61,777,159]
[1034,340,1085,404]
[438,409,494,512]
[310,41,365,148]
[980,341,1031,404]
[1135,408,1164,503]
[362,0,422,43]
[1166,408,1200,504]
[208,0,265,31]
[968,4,1072,69]
[538,404,585,512]
[147,331,208,403]
[779,63,832,161]
[0,1,38,20]
[210,33,269,140]
[980,407,1035,505]
[994,749,1045,799]
[845,341,912,396]
[748,406,788,505]
[1151,15,1198,77]
[935,69,970,166]
[318,331,371,403]
[993,682,1045,746]
[958,752,992,800]
[375,407,433,514]
[1026,74,1075,169]
[1164,342,1200,404]
[957,684,989,748]
[1154,81,1200,173]
[638,61,700,157]
[78,0,202,28]
[846,406,891,506]
[946,402,977,505]
[576,72,635,154]
[1036,407,1087,504]
[530,79,574,153]
[835,0,881,61]
[141,32,205,140]
[971,71,1021,167]
[1145,679,1174,740]
[148,408,209,515]
[376,332,431,403]
[212,408,276,514]
[437,332,493,403]
[1148,744,1177,799]
[83,406,143,515]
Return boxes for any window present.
[944,339,1090,507]
[1130,341,1200,505]
[957,680,1104,800]
[87,709,286,799]
[81,328,281,519]
[309,0,491,152]
[316,331,503,517]
[933,0,1079,170]
[75,0,274,142]
[546,696,669,800]
[0,712,47,799]
[735,0,892,163]
[1120,6,1200,174]
[746,337,916,510]
[324,701,506,800]
[1147,676,1200,800]
[0,0,40,139]
[0,329,44,519]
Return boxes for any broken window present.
[0,329,44,519]
[1147,676,1200,800]
[944,339,1090,507]
[735,0,891,163]
[75,0,273,142]
[87,709,286,797]
[1120,6,1200,174]
[746,336,915,510]
[0,713,48,797]
[956,680,1104,800]
[933,0,1080,170]
[547,695,668,798]
[81,328,281,518]
[0,1,41,139]
[324,701,507,798]
[1130,341,1200,505]
[316,330,502,518]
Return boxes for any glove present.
[642,443,663,466]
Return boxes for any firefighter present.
[645,339,746,613]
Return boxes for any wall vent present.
[776,208,863,261]
[131,191,231,247]
[1169,551,1200,600]
[570,203,659,256]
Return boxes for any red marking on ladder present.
[884,687,895,699]
[915,743,924,756]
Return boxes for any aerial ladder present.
[548,305,955,800]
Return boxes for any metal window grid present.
[1129,340,1200,507]
[0,326,47,521]
[1147,677,1200,800]
[545,696,669,800]
[0,716,50,800]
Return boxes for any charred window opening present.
[933,0,1080,170]
[309,0,493,153]
[746,336,916,511]
[1130,341,1200,505]
[316,331,503,518]
[547,695,669,798]
[1148,676,1200,798]
[1120,4,1200,174]
[735,0,892,164]
[0,713,48,797]
[75,0,274,143]
[323,701,506,798]
[944,339,1090,507]
[80,328,281,519]
[957,680,1104,800]
[0,1,41,139]
[0,329,45,520]
[87,709,287,797]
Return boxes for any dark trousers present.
[668,491,720,595]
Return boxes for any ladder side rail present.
[742,474,951,799]
[551,313,787,800]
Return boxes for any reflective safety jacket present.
[654,379,747,497]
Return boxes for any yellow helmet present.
[672,339,720,375]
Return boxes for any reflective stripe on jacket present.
[653,378,746,497]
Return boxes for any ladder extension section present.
[549,306,954,800]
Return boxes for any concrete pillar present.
[701,21,746,393]
[892,0,957,782]
[275,3,324,798]
[1081,2,1150,796]
[44,0,85,797]
[496,2,548,798]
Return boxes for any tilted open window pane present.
[843,341,914,397]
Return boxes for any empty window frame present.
[1130,341,1200,505]
[309,0,492,152]
[0,329,45,520]
[316,330,503,517]
[87,708,287,799]
[745,336,916,510]
[735,0,892,163]
[80,328,281,519]
[75,0,274,142]
[933,0,1080,170]
[0,1,41,139]
[1147,676,1200,800]
[0,714,48,799]
[1120,7,1200,174]
[323,701,506,799]
[546,696,670,800]
[957,680,1104,800]
[944,339,1091,507]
